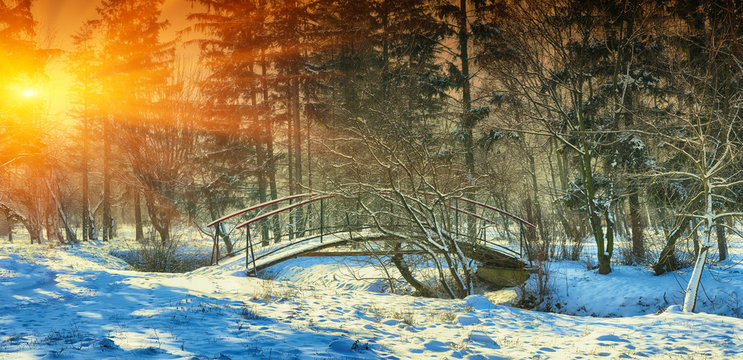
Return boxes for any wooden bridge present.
[206,193,535,285]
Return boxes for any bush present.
[136,231,181,272]
[112,230,210,272]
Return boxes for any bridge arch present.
[206,193,535,282]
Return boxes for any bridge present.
[205,192,535,285]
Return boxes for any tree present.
[314,0,474,297]
[90,0,175,243]
[0,0,60,244]
[647,101,743,312]
[324,114,478,298]
[644,0,743,311]
[68,22,100,241]
[433,0,500,238]
[189,0,279,248]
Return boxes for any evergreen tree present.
[90,0,175,243]
[189,0,277,247]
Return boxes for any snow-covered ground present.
[1,233,743,359]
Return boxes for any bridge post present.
[211,228,218,265]
[455,198,459,236]
[216,229,221,265]
[246,225,257,276]
[345,213,354,241]
[519,222,524,258]
[250,225,251,273]
[481,212,486,243]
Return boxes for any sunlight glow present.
[21,89,37,98]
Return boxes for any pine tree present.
[190,0,277,247]
[90,0,175,243]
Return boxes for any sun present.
[21,89,37,98]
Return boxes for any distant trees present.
[312,0,481,298]
[476,0,634,274]
[470,0,742,282]
[470,0,742,311]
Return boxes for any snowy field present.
[1,232,743,359]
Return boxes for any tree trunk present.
[45,178,77,243]
[391,251,436,298]
[578,103,611,274]
[306,101,312,234]
[143,192,170,245]
[459,0,473,176]
[602,200,615,274]
[527,149,548,251]
[293,76,304,237]
[287,79,295,241]
[653,214,693,275]
[134,189,144,242]
[716,218,727,261]
[82,109,89,241]
[206,199,233,252]
[458,0,477,239]
[102,115,111,242]
[629,190,644,262]
[257,141,269,244]
[523,197,537,261]
[691,219,700,258]
[21,217,42,244]
[260,50,281,245]
[6,214,12,242]
[215,206,233,254]
[250,62,270,245]
[88,211,97,240]
[683,243,708,312]
[45,198,59,244]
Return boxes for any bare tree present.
[645,94,743,312]
[322,116,484,298]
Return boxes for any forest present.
[2,0,743,315]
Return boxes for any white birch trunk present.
[682,243,708,312]
[683,180,714,312]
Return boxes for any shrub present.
[113,230,209,272]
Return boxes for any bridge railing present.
[205,193,321,265]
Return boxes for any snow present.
[544,260,743,318]
[1,237,743,359]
